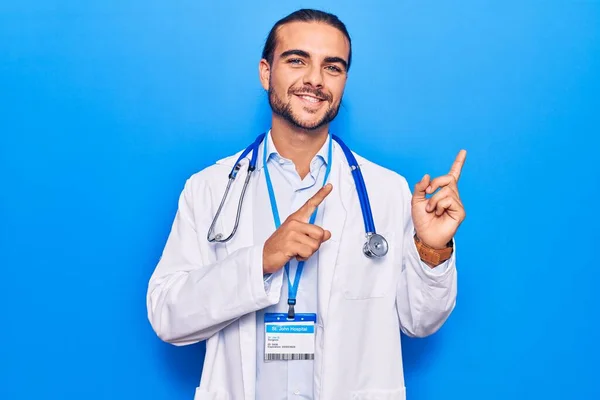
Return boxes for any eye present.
[287,58,305,66]
[325,65,343,74]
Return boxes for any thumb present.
[412,174,430,203]
[322,230,332,242]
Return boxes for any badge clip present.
[287,298,296,319]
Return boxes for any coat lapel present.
[219,156,258,400]
[318,144,352,323]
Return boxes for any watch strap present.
[414,234,453,265]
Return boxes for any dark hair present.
[261,9,352,71]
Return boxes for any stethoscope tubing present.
[331,134,376,235]
[211,133,385,257]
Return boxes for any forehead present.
[275,21,350,61]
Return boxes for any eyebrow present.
[324,56,348,71]
[280,49,348,71]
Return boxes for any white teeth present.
[300,95,320,103]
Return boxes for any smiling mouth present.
[295,94,325,104]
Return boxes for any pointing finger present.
[449,150,467,182]
[296,183,333,221]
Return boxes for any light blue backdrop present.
[1,1,599,399]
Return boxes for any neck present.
[270,116,329,179]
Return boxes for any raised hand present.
[411,151,467,249]
[262,184,333,274]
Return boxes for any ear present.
[258,59,270,91]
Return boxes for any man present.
[147,8,465,400]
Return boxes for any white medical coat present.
[146,142,458,400]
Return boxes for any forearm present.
[396,235,457,337]
[147,244,282,345]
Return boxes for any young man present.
[147,9,466,400]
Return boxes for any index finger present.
[296,183,333,221]
[449,150,467,182]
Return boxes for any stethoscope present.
[206,133,388,258]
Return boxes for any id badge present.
[264,313,316,361]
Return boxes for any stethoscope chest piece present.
[363,233,388,258]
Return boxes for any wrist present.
[262,252,282,275]
[262,259,275,275]
[414,234,453,267]
[415,234,452,250]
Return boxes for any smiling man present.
[147,9,465,400]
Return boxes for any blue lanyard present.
[262,132,333,319]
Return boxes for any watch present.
[414,234,454,266]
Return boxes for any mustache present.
[289,86,332,102]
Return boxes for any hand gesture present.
[411,151,467,249]
[262,184,333,274]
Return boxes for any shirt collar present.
[257,129,330,170]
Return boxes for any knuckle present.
[286,230,297,241]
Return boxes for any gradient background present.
[1,1,599,399]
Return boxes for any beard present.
[268,82,341,131]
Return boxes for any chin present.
[293,118,326,131]
[295,111,327,126]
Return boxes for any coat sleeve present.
[146,177,282,346]
[395,177,457,338]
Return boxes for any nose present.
[302,64,324,88]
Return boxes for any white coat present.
[146,141,457,400]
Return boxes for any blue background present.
[1,1,599,399]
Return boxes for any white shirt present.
[254,132,329,400]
